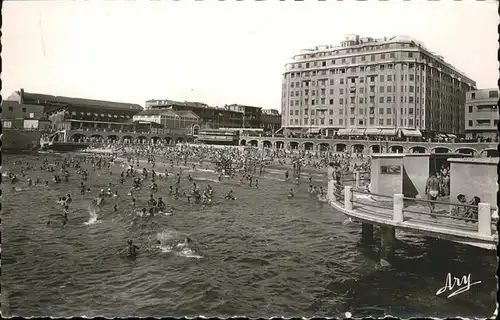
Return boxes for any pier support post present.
[344,186,353,210]
[393,193,404,222]
[354,171,360,188]
[327,180,336,204]
[361,223,374,243]
[380,226,396,267]
[478,203,492,236]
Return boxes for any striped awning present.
[307,127,321,134]
[337,128,352,136]
[379,129,397,136]
[401,129,422,137]
[351,128,366,135]
[365,128,381,135]
[447,133,457,138]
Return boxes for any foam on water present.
[176,247,203,259]
[84,207,100,225]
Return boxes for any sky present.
[2,0,498,110]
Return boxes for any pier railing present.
[328,181,497,237]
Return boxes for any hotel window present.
[329,119,333,125]
[330,89,334,95]
[390,53,395,58]
[350,107,355,114]
[359,109,364,115]
[379,108,384,114]
[350,118,355,125]
[304,119,308,125]
[408,119,414,126]
[409,108,414,114]
[306,62,310,68]
[360,77,364,83]
[330,99,334,105]
[330,79,334,85]
[321,98,326,104]
[339,98,344,104]
[360,87,364,94]
[291,82,294,88]
[294,110,299,115]
[387,63,393,69]
[408,52,413,58]
[379,75,385,82]
[380,65,385,71]
[340,79,344,84]
[468,120,473,126]
[387,86,392,93]
[409,74,414,81]
[387,75,392,81]
[387,96,392,103]
[359,119,364,125]
[387,118,392,125]
[351,57,356,63]
[386,107,392,114]
[379,86,385,93]
[295,119,299,125]
[380,53,385,59]
[369,66,376,71]
[409,85,414,93]
[370,55,375,61]
[329,109,334,115]
[339,109,343,115]
[322,61,326,67]
[289,110,293,115]
[339,88,344,94]
[400,119,403,126]
[369,96,375,103]
[312,100,315,105]
[369,118,374,125]
[350,97,355,104]
[311,110,315,115]
[332,59,336,64]
[320,119,325,125]
[468,106,473,113]
[379,118,384,125]
[360,66,365,72]
[339,118,343,125]
[359,97,364,104]
[361,56,366,61]
[370,86,375,93]
[409,97,414,103]
[342,58,346,63]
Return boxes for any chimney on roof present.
[20,88,25,104]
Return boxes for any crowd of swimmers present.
[7,144,373,259]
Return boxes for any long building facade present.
[465,89,499,140]
[281,35,476,138]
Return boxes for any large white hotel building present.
[281,35,476,138]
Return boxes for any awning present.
[365,128,381,135]
[306,127,321,134]
[351,128,366,135]
[379,129,397,136]
[337,128,352,136]
[401,129,422,137]
[447,133,457,138]
[438,133,448,138]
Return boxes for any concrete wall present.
[370,154,404,196]
[449,158,498,209]
[403,153,430,198]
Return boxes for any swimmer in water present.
[287,189,294,198]
[124,240,139,258]
[225,190,235,200]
